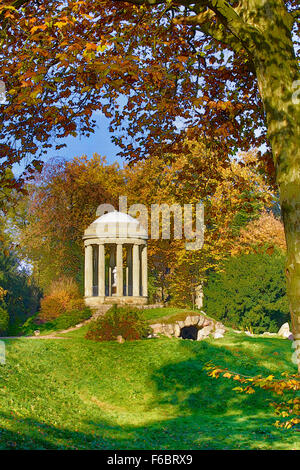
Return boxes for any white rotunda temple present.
[83,210,148,308]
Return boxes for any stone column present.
[116,243,123,297]
[126,245,133,296]
[125,266,129,296]
[98,243,105,298]
[141,244,148,298]
[132,243,140,297]
[84,243,93,297]
[108,266,112,296]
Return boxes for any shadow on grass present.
[0,334,297,450]
[0,337,298,450]
[150,336,295,414]
[0,405,296,450]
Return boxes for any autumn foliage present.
[231,210,286,256]
[204,362,300,430]
[38,276,85,322]
[0,0,289,187]
[10,141,279,309]
[15,154,123,291]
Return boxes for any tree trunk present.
[251,5,300,372]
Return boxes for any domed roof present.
[83,210,148,240]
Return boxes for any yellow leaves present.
[265,375,275,381]
[54,21,68,29]
[81,13,94,19]
[204,362,300,429]
[97,44,107,53]
[82,43,107,62]
[0,287,7,301]
[232,386,244,392]
[0,4,17,19]
[53,15,75,29]
[288,398,300,405]
[223,372,232,379]
[232,385,255,394]
[275,418,300,430]
[0,4,17,11]
[210,369,222,378]
[231,210,286,257]
[30,85,43,99]
[30,24,48,34]
[72,0,85,11]
[84,43,106,53]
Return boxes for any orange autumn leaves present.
[204,362,299,429]
[0,0,267,190]
[231,211,286,256]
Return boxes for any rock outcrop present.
[150,313,226,341]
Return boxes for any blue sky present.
[11,107,266,179]
[13,111,123,178]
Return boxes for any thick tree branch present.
[204,1,259,52]
[174,9,245,53]
[114,0,258,54]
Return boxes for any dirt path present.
[0,335,70,339]
[1,315,97,340]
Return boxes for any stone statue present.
[195,283,204,309]
[112,266,117,287]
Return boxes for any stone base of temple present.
[84,296,148,309]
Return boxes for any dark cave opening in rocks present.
[180,325,198,340]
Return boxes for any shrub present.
[0,305,9,336]
[52,308,92,330]
[203,250,289,334]
[39,277,85,322]
[86,306,151,342]
[22,307,92,335]
[21,315,42,336]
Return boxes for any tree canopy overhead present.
[1,0,297,186]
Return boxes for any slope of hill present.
[0,328,298,450]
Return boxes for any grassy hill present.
[0,309,298,450]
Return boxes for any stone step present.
[91,304,113,318]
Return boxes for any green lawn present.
[0,322,298,450]
[142,307,197,323]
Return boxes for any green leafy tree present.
[13,154,124,292]
[0,242,41,333]
[204,250,290,333]
[0,305,9,335]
